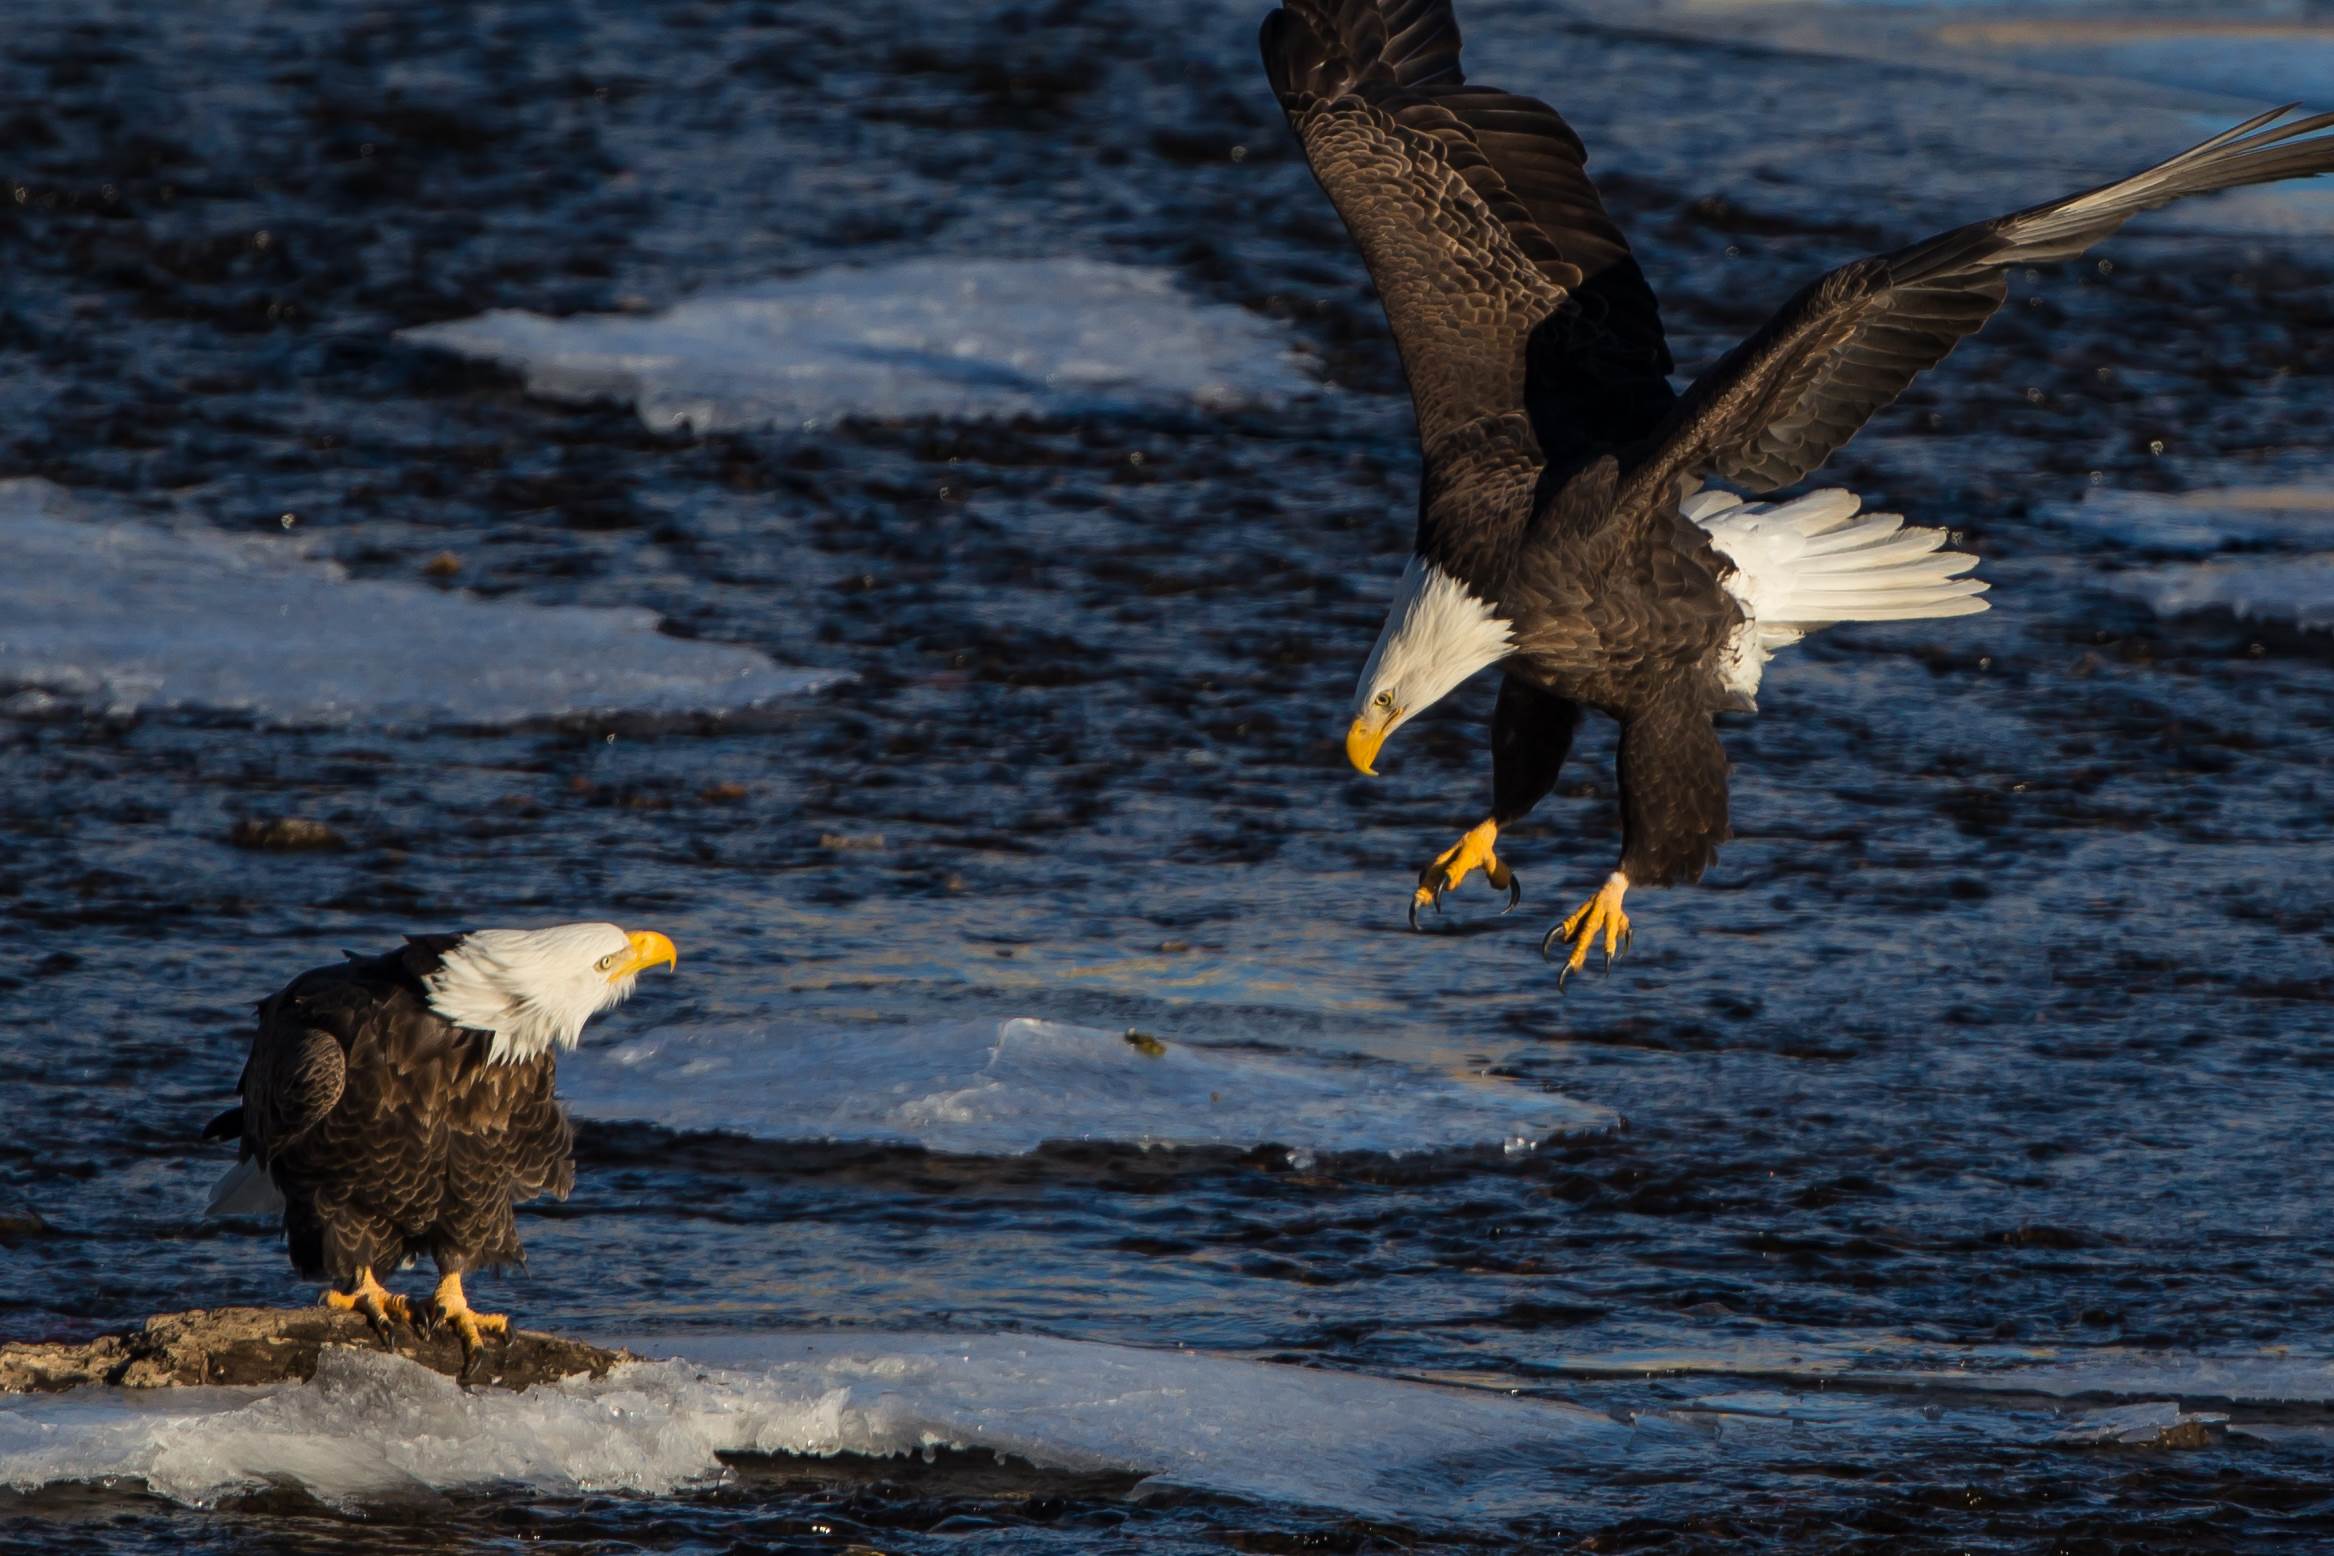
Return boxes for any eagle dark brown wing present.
[250,1024,345,1155]
[1638,106,2334,499]
[1262,0,1673,469]
[249,957,455,1280]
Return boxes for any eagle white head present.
[423,922,679,1064]
[1346,556,1515,774]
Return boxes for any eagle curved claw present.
[323,1266,413,1337]
[1542,872,1631,984]
[1408,819,1520,930]
[426,1272,510,1363]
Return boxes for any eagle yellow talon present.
[323,1266,412,1329]
[1409,819,1521,930]
[426,1272,511,1358]
[1543,872,1631,981]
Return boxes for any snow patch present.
[399,258,1316,432]
[563,1016,1611,1158]
[0,479,839,726]
[0,1333,1627,1519]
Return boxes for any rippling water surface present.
[3,0,2332,1549]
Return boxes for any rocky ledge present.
[0,1305,635,1393]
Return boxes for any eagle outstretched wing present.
[1639,106,2334,499]
[1261,0,1674,468]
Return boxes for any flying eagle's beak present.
[611,930,679,982]
[1345,713,1395,776]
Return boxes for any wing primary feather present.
[1638,107,2334,501]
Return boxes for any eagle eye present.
[595,953,620,972]
[1372,690,1394,709]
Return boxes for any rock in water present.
[0,1306,633,1394]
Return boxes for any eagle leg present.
[425,1271,511,1363]
[1408,818,1521,931]
[1541,871,1631,984]
[322,1265,413,1335]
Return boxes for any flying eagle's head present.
[423,922,679,1064]
[1346,556,1515,774]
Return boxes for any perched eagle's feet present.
[1541,872,1631,984]
[1408,819,1521,930]
[425,1272,511,1367]
[323,1266,413,1338]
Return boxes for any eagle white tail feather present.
[1687,488,1989,706]
[204,1157,286,1218]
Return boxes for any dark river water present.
[4,0,2333,1550]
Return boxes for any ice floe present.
[11,1331,2328,1515]
[2057,1400,2228,1446]
[1546,1332,2334,1409]
[1606,7,2334,230]
[1893,1350,2334,1407]
[0,478,840,726]
[399,257,1316,432]
[562,1015,1612,1158]
[2058,485,2334,558]
[1931,21,2334,119]
[2107,554,2334,632]
[0,1333,1627,1519]
[2044,485,2334,631]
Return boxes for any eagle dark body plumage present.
[1266,0,2334,952]
[1496,457,1742,886]
[217,937,574,1284]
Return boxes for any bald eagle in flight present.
[204,923,678,1353]
[1262,0,2334,975]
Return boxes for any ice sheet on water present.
[1903,18,2334,123]
[2057,1400,2228,1445]
[0,1333,1628,1520]
[1895,1350,2334,1405]
[1548,1332,2334,1407]
[2107,554,2334,632]
[2046,486,2334,630]
[562,1015,1612,1158]
[1616,4,2334,218]
[2056,485,2334,558]
[0,479,840,726]
[398,258,1317,432]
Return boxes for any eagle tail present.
[204,1156,287,1218]
[1688,488,1988,705]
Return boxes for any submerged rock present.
[227,817,349,852]
[0,1305,633,1394]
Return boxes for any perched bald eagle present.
[1263,0,2334,975]
[204,923,677,1352]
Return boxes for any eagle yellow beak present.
[1346,713,1395,776]
[611,929,679,981]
